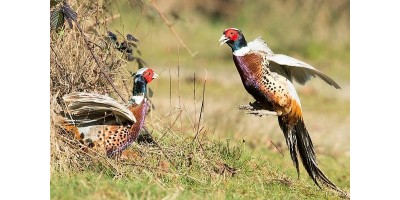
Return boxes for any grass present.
[50,0,350,199]
[51,138,349,200]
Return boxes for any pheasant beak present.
[219,35,229,46]
[152,73,159,80]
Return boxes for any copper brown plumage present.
[56,68,158,158]
[219,28,344,194]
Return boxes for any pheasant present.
[57,67,158,158]
[219,28,343,192]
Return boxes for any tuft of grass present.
[51,135,348,199]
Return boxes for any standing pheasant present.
[57,67,158,158]
[219,28,343,192]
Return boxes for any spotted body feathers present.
[57,68,158,158]
[220,28,344,194]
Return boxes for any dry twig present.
[192,69,207,143]
[150,0,198,57]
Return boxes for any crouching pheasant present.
[219,28,344,193]
[56,67,158,158]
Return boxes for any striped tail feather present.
[62,92,136,126]
[278,115,344,193]
[278,116,300,177]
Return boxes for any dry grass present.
[50,0,135,174]
[50,0,228,179]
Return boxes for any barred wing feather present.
[62,92,136,126]
[248,37,341,89]
[266,54,341,89]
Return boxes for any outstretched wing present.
[248,37,341,89]
[266,54,341,89]
[62,92,136,126]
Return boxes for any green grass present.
[51,139,349,200]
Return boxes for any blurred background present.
[106,0,349,157]
[50,0,350,197]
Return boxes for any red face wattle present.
[143,69,155,83]
[224,28,239,42]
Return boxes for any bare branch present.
[85,14,121,30]
[72,13,127,103]
[150,0,198,57]
[270,141,284,157]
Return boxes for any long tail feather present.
[278,116,344,193]
[278,117,300,177]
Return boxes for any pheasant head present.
[132,67,159,96]
[219,28,247,51]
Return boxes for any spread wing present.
[266,54,341,89]
[248,37,341,89]
[62,92,136,126]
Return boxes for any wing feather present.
[248,37,341,89]
[62,92,136,126]
[266,54,341,89]
[248,37,274,54]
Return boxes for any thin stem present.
[192,69,207,143]
[73,16,127,103]
[270,141,284,157]
[150,0,198,57]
